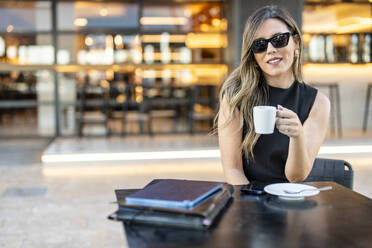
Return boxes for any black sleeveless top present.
[242,81,318,183]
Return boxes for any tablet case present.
[124,179,224,209]
[108,180,233,229]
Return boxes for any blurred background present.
[0,1,371,247]
[0,0,371,137]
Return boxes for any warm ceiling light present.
[74,18,88,27]
[221,18,228,31]
[99,8,108,16]
[140,17,188,25]
[336,18,372,34]
[135,86,143,94]
[193,67,228,79]
[212,18,221,27]
[152,52,181,61]
[200,24,210,32]
[105,70,114,80]
[303,4,371,34]
[135,95,143,103]
[85,36,94,46]
[116,94,126,103]
[100,80,109,89]
[186,33,227,48]
[209,7,220,16]
[6,46,17,59]
[6,25,14,32]
[184,9,192,17]
[142,69,176,78]
[302,33,312,44]
[141,34,186,43]
[198,14,207,22]
[114,35,123,46]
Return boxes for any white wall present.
[303,64,372,131]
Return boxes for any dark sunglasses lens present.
[252,39,268,53]
[271,33,290,48]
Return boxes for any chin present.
[262,66,291,78]
[263,69,286,78]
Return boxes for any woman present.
[217,5,330,185]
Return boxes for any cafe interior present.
[0,0,371,247]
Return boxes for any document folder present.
[125,179,224,209]
[108,180,234,229]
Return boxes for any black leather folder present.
[125,179,224,209]
[108,180,234,229]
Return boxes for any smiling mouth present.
[267,58,282,65]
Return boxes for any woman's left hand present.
[276,105,303,138]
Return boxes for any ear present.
[292,34,300,50]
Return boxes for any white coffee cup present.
[253,106,277,134]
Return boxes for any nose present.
[266,41,277,54]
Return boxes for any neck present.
[264,73,295,89]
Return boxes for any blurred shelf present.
[0,63,54,71]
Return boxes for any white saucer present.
[264,183,319,200]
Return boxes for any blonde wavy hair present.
[215,5,303,160]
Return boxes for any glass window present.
[58,34,141,65]
[0,70,55,136]
[57,1,139,31]
[0,34,53,64]
[303,33,372,63]
[303,2,371,63]
[140,3,227,65]
[0,1,51,32]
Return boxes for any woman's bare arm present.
[276,91,330,182]
[218,97,249,185]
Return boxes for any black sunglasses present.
[251,32,292,54]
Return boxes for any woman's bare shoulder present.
[309,90,330,119]
[314,91,330,109]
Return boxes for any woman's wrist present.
[290,123,304,140]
